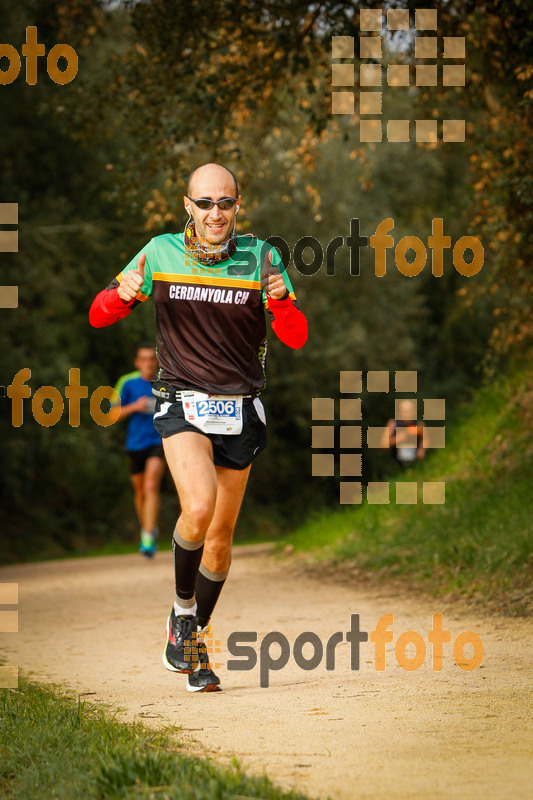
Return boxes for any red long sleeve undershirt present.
[89,287,134,328]
[265,294,308,349]
[89,287,308,349]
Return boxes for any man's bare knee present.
[181,501,215,537]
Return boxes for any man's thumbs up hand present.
[117,253,146,303]
[260,249,287,300]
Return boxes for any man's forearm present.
[89,287,134,328]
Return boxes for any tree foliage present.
[0,0,530,559]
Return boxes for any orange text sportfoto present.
[7,368,119,427]
[0,27,78,86]
[259,218,483,278]
[227,614,484,687]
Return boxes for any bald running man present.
[90,164,308,692]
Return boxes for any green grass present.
[0,678,315,800]
[284,368,533,614]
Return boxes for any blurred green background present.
[0,0,531,577]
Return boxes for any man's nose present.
[209,203,223,220]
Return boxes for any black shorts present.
[127,444,165,475]
[152,396,267,471]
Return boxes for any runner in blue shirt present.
[111,345,166,556]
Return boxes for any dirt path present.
[1,545,531,799]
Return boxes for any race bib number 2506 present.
[182,391,243,434]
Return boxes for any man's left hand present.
[261,250,287,300]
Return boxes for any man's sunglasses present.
[186,196,238,211]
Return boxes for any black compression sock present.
[196,563,229,629]
[172,528,205,602]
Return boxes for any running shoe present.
[187,625,221,693]
[162,610,198,674]
[163,611,221,690]
[139,530,156,558]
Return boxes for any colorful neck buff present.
[184,221,237,266]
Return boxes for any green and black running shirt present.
[105,233,298,396]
